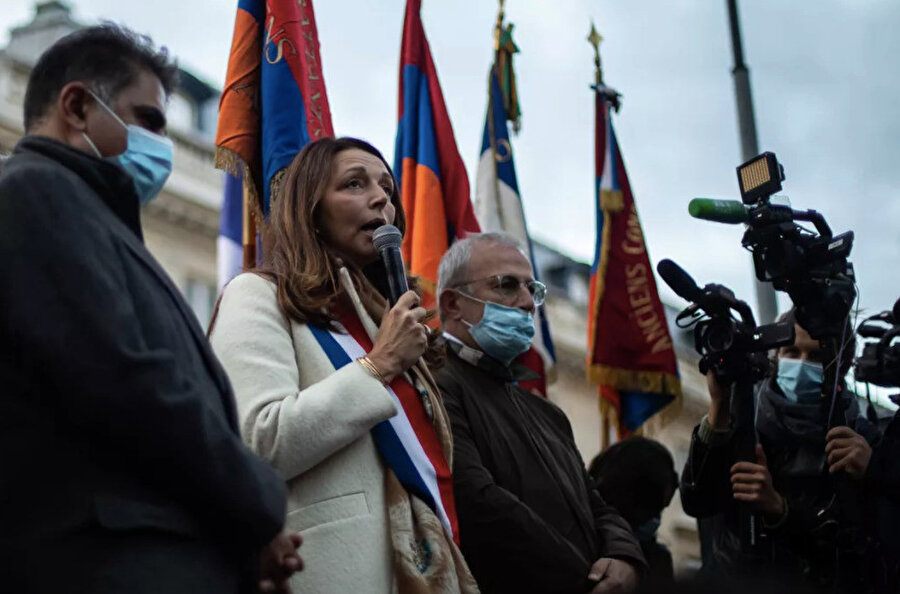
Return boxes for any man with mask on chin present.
[680,309,881,592]
[435,232,645,594]
[0,25,301,593]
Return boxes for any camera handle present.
[731,378,763,556]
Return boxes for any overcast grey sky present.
[3,0,900,319]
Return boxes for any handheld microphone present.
[372,224,409,305]
[688,198,748,224]
[657,258,703,303]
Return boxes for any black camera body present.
[657,261,795,386]
[855,300,900,388]
[737,152,856,339]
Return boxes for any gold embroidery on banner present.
[264,14,297,65]
[494,139,512,164]
[295,0,328,138]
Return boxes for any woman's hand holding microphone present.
[364,291,428,384]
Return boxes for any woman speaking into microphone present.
[210,138,476,593]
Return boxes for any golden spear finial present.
[588,21,621,111]
[587,21,603,86]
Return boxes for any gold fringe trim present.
[214,147,258,207]
[597,380,684,442]
[587,363,682,399]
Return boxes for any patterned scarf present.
[306,269,478,593]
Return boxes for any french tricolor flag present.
[474,68,557,395]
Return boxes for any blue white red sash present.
[309,318,459,543]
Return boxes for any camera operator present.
[681,308,880,592]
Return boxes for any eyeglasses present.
[454,275,547,306]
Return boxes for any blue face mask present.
[776,358,824,404]
[633,516,661,542]
[83,92,173,205]
[459,292,535,366]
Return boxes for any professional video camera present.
[660,151,860,554]
[689,152,856,339]
[855,299,900,389]
[657,259,794,385]
[656,258,792,553]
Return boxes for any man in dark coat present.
[0,25,299,593]
[435,232,646,594]
[681,310,883,592]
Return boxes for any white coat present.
[210,272,399,593]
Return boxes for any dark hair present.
[24,24,178,130]
[589,437,678,527]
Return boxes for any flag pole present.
[587,23,621,111]
[588,23,611,452]
[241,181,256,270]
[487,0,505,223]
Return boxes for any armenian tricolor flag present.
[587,50,681,437]
[474,17,555,395]
[215,0,333,286]
[394,0,480,305]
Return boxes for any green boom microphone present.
[688,198,748,224]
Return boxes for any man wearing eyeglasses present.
[434,232,645,594]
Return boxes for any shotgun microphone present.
[688,198,749,224]
[657,258,703,303]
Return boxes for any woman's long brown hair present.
[253,137,443,365]
[255,137,402,329]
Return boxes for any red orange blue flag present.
[394,0,480,305]
[588,82,681,436]
[215,0,333,287]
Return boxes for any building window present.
[184,278,216,327]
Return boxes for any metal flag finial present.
[587,21,621,112]
[587,22,603,86]
[587,21,603,85]
[493,0,522,131]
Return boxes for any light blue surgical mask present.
[82,91,173,205]
[633,516,661,542]
[458,291,535,366]
[776,358,824,404]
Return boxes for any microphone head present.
[657,258,703,303]
[372,224,403,253]
[688,198,748,224]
